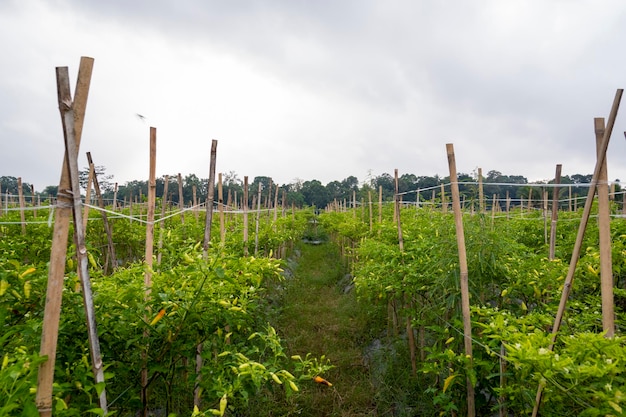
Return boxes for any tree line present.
[0,169,621,209]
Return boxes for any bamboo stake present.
[446,143,475,417]
[478,168,484,214]
[192,185,198,220]
[595,118,614,338]
[113,182,118,210]
[543,189,548,245]
[532,88,622,417]
[378,185,383,227]
[254,182,262,256]
[243,177,249,257]
[178,173,185,224]
[37,57,94,417]
[218,173,225,244]
[568,185,572,212]
[197,140,217,408]
[64,96,107,413]
[549,165,562,260]
[273,184,279,223]
[87,153,117,273]
[141,127,157,416]
[394,169,404,252]
[17,177,26,235]
[82,163,94,230]
[203,139,218,258]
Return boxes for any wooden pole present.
[192,185,198,220]
[198,139,217,407]
[178,173,185,224]
[543,189,548,245]
[478,168,484,214]
[31,184,37,219]
[595,118,614,337]
[203,140,218,258]
[141,127,157,416]
[37,57,94,417]
[63,94,107,413]
[243,177,249,257]
[378,185,383,226]
[532,88,622,417]
[394,169,404,252]
[218,173,225,244]
[446,143,475,417]
[549,165,562,260]
[17,177,26,235]
[82,163,94,230]
[254,182,262,256]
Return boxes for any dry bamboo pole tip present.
[532,88,623,417]
[86,152,117,273]
[243,176,249,257]
[197,139,217,407]
[82,163,94,230]
[478,168,484,214]
[543,189,548,245]
[595,118,615,337]
[527,187,533,211]
[568,185,573,212]
[0,184,3,217]
[378,185,383,225]
[141,127,157,416]
[549,164,562,260]
[254,182,262,256]
[177,173,185,224]
[112,182,118,210]
[37,57,94,417]
[394,169,404,252]
[63,94,107,413]
[17,177,26,235]
[202,139,218,259]
[218,173,225,244]
[446,143,475,417]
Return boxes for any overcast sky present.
[1,0,626,191]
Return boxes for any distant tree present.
[301,180,330,208]
[41,185,58,197]
[79,165,114,193]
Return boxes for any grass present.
[245,241,379,416]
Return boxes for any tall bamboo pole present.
[202,140,218,259]
[141,127,157,416]
[549,164,562,260]
[478,168,484,214]
[595,118,614,337]
[532,89,622,417]
[243,177,249,257]
[82,164,94,230]
[37,57,93,417]
[17,177,26,235]
[63,97,107,413]
[394,169,404,251]
[178,173,185,224]
[446,143,475,417]
[254,182,262,256]
[218,173,225,244]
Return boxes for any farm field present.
[3,190,626,416]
